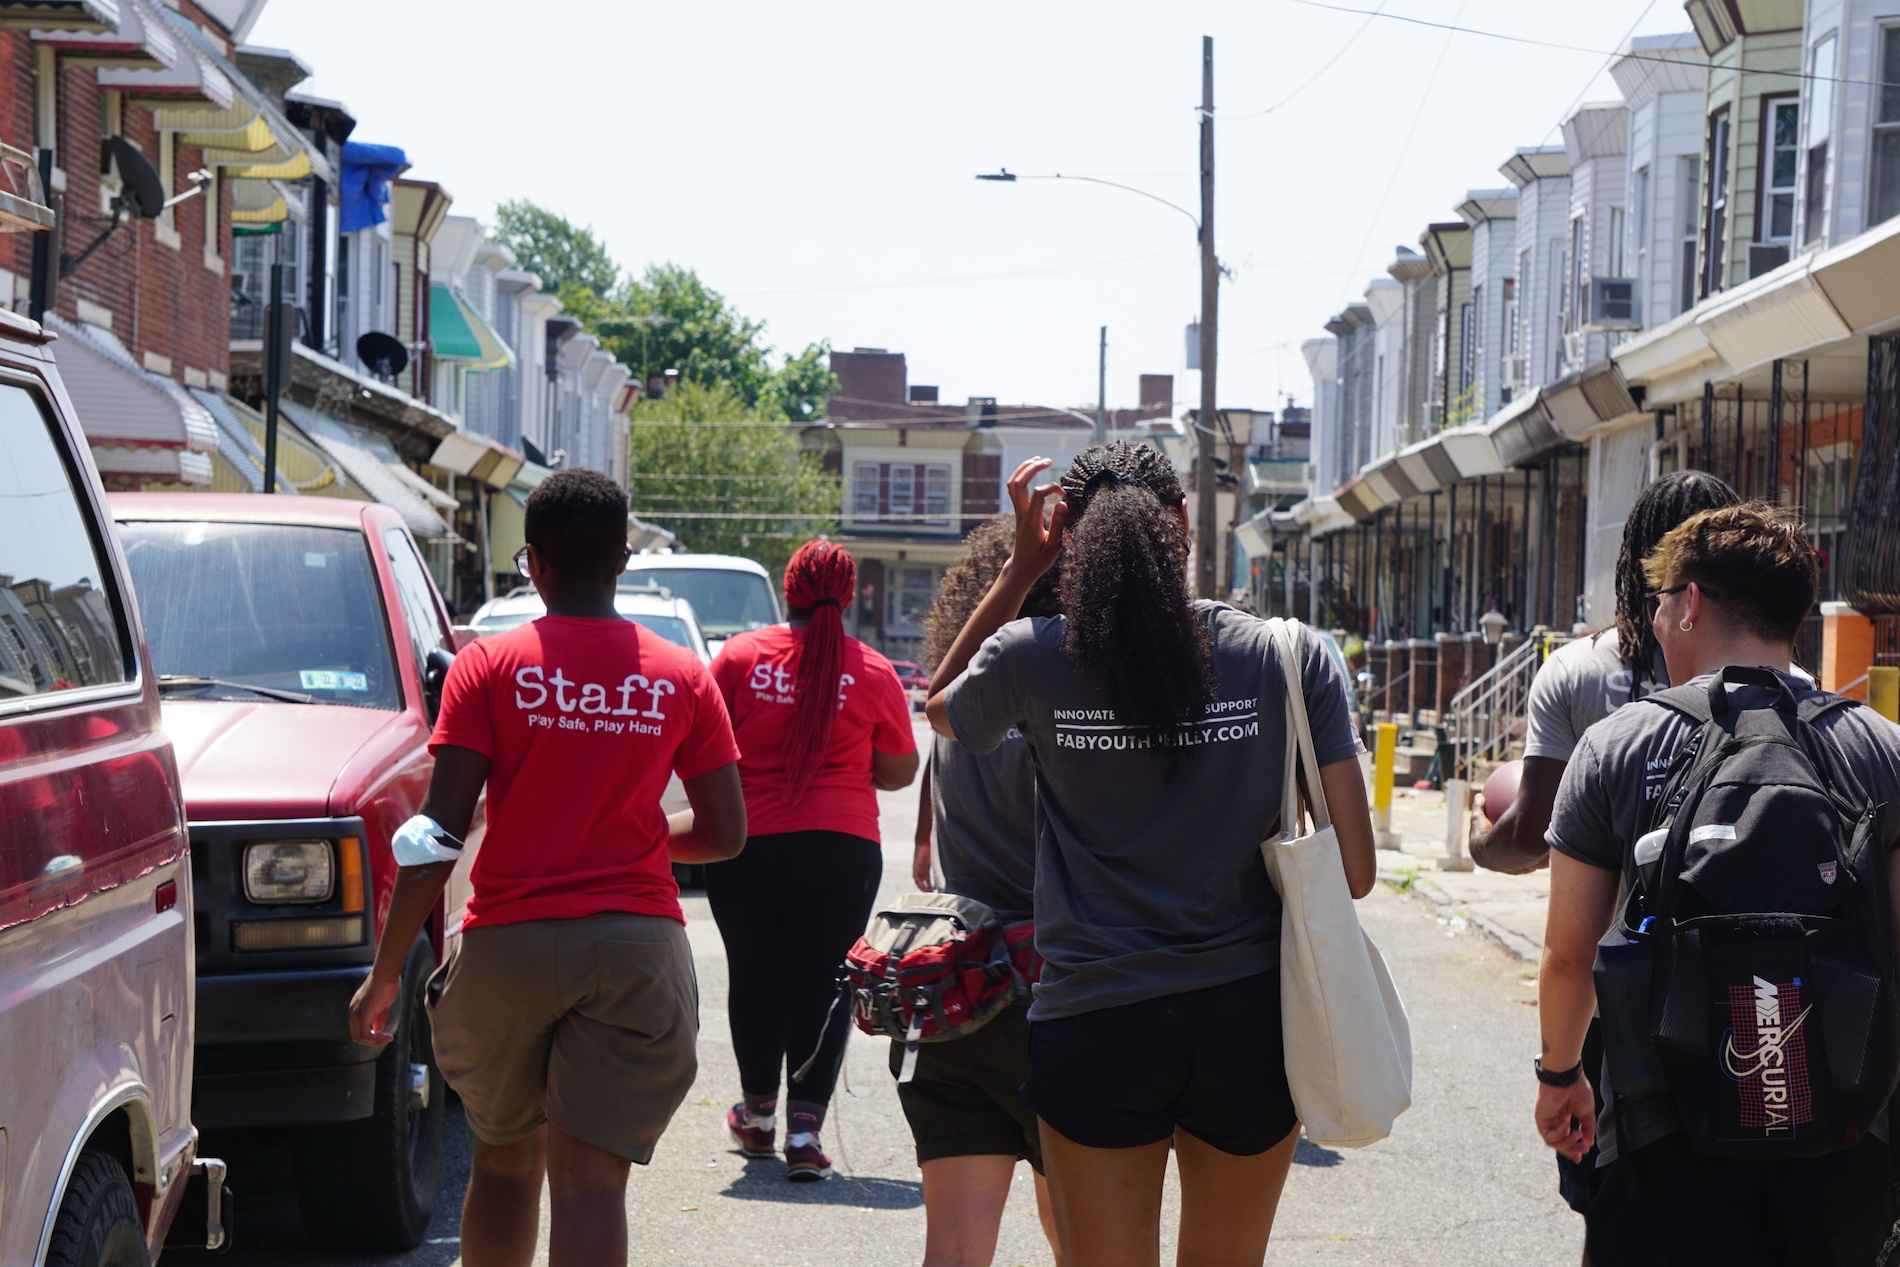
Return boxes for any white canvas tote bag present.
[1260,618,1413,1148]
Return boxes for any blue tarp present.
[338,141,407,234]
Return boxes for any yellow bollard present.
[1870,666,1899,722]
[1372,722,1398,847]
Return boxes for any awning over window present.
[229,176,286,225]
[146,9,320,178]
[430,429,524,490]
[31,0,170,66]
[0,0,116,32]
[46,313,215,485]
[278,399,454,540]
[488,487,526,576]
[429,285,515,371]
[98,48,230,107]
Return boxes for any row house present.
[0,1,644,616]
[808,347,1177,658]
[1282,0,1900,709]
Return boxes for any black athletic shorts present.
[1586,1131,1893,1267]
[1024,970,1298,1156]
[891,1001,1042,1173]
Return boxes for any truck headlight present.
[243,841,335,904]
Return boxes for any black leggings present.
[705,830,882,1106]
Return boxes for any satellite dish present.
[357,331,409,380]
[109,137,165,220]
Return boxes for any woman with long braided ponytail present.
[706,539,919,1181]
[925,446,1378,1265]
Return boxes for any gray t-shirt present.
[1547,669,1900,1161]
[1524,629,1669,763]
[944,602,1362,1020]
[929,732,1036,924]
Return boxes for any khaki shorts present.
[429,911,698,1164]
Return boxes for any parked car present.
[467,585,712,662]
[110,492,473,1252]
[619,553,781,656]
[0,308,226,1263]
[889,659,929,710]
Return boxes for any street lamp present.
[972,35,1221,599]
[1479,608,1509,645]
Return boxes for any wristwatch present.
[1535,1056,1584,1087]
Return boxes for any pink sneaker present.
[726,1103,776,1158]
[784,1131,833,1182]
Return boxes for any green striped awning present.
[428,284,515,371]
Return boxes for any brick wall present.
[1,7,234,384]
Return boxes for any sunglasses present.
[1644,582,1721,611]
[513,545,533,578]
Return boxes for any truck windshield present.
[620,567,777,639]
[119,521,401,710]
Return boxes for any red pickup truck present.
[109,492,475,1252]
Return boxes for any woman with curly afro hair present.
[925,444,1377,1266]
[898,514,1064,1265]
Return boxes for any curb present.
[1377,862,1541,967]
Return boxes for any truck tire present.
[292,938,444,1251]
[46,1150,150,1267]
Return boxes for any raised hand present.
[1002,457,1067,584]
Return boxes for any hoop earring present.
[1679,618,1694,633]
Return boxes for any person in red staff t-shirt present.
[708,539,919,1182]
[348,470,746,1267]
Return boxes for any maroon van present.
[110,493,474,1252]
[0,308,226,1262]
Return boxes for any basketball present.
[1479,759,1524,824]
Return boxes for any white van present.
[619,554,781,657]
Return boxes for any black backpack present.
[1593,666,1900,1159]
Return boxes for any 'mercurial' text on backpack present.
[1594,667,1900,1159]
[842,892,1040,1082]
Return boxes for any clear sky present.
[248,0,1696,416]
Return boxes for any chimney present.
[1139,374,1173,414]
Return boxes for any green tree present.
[493,200,620,298]
[627,382,839,575]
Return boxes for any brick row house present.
[808,347,1177,659]
[0,0,642,614]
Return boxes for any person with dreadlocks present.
[707,538,919,1181]
[925,446,1377,1266]
[1472,470,1740,877]
[1467,468,1738,1247]
[902,514,1064,1267]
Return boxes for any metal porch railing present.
[1444,631,1570,781]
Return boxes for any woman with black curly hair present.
[902,514,1063,1266]
[925,444,1377,1266]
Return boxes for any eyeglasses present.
[1644,582,1721,614]
[513,545,532,578]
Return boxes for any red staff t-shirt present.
[712,625,916,841]
[431,615,740,929]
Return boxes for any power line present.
[1286,0,1876,88]
[1217,1,1391,121]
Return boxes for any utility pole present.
[1094,325,1107,446]
[1195,35,1220,600]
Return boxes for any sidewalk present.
[1372,785,1550,966]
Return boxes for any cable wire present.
[1217,1,1391,121]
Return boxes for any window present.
[1873,27,1900,227]
[383,527,447,690]
[0,386,128,703]
[1608,206,1626,278]
[1679,154,1701,315]
[886,566,938,638]
[849,462,953,525]
[1704,106,1731,297]
[1634,167,1651,263]
[155,131,179,247]
[1805,33,1836,244]
[1563,219,1584,333]
[1760,97,1800,242]
[888,463,914,520]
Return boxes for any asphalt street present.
[193,723,1579,1266]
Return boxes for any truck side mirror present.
[423,647,455,723]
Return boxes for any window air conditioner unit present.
[1503,355,1527,389]
[1748,243,1791,280]
[1582,278,1641,331]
